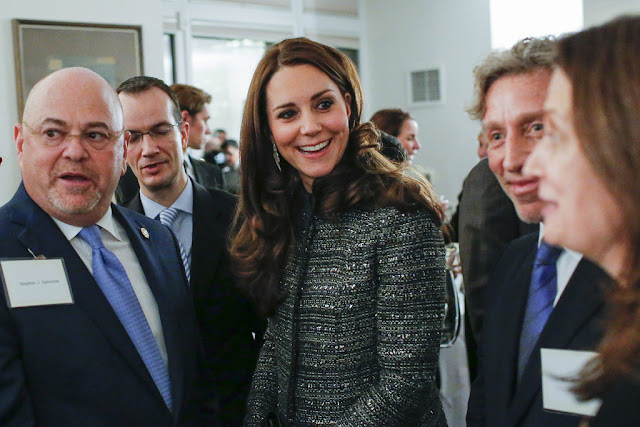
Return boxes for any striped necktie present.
[157,207,190,283]
[79,225,173,410]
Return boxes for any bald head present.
[23,67,123,131]
[16,67,128,227]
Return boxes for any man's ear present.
[14,123,24,167]
[121,131,130,176]
[181,110,189,123]
[180,121,190,151]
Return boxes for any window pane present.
[490,0,582,49]
[191,37,267,141]
[163,34,176,85]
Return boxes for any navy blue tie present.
[517,241,563,380]
[78,225,173,410]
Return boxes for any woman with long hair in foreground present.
[525,15,640,425]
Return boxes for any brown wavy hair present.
[170,83,212,116]
[370,108,413,137]
[556,16,640,397]
[229,37,444,317]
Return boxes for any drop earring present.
[272,142,282,172]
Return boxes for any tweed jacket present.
[244,196,447,426]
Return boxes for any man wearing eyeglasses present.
[0,67,213,425]
[117,76,263,426]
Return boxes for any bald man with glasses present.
[0,67,214,425]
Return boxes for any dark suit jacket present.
[467,232,611,427]
[125,180,263,426]
[0,184,211,426]
[189,155,224,190]
[591,377,640,426]
[459,158,537,342]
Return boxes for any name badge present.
[0,258,74,308]
[541,348,602,416]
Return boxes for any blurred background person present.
[477,132,488,159]
[370,108,421,164]
[213,128,227,143]
[203,137,224,166]
[525,16,640,425]
[231,37,447,426]
[171,83,224,189]
[220,139,240,194]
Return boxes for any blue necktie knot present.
[78,225,105,250]
[158,207,180,227]
[534,241,563,266]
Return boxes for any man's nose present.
[61,135,89,160]
[140,134,160,156]
[502,134,532,172]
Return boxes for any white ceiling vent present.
[407,67,444,107]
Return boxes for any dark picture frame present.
[12,19,143,119]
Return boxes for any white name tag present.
[0,258,74,308]
[541,348,602,417]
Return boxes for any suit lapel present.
[112,205,187,419]
[11,192,162,404]
[508,258,609,422]
[488,242,537,414]
[125,192,144,214]
[190,156,203,184]
[190,182,225,303]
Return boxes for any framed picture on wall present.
[12,19,143,119]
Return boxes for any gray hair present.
[467,36,556,120]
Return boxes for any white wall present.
[361,0,492,202]
[0,0,165,205]
[583,0,640,26]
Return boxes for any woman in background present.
[525,15,640,425]
[230,37,447,426]
[370,108,421,163]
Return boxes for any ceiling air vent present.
[408,67,444,107]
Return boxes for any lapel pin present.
[140,228,150,239]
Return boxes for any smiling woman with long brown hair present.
[229,37,447,426]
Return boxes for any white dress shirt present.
[52,208,169,365]
[538,224,583,306]
[183,152,195,181]
[139,179,194,269]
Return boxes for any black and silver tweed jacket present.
[244,195,447,426]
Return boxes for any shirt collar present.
[183,152,193,169]
[538,222,582,260]
[52,206,122,242]
[140,178,194,220]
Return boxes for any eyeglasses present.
[22,121,124,151]
[127,123,181,144]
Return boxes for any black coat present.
[467,232,611,427]
[125,181,264,426]
[0,184,211,425]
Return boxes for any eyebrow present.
[40,118,114,132]
[126,121,174,133]
[40,118,67,127]
[482,111,544,130]
[272,89,335,112]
